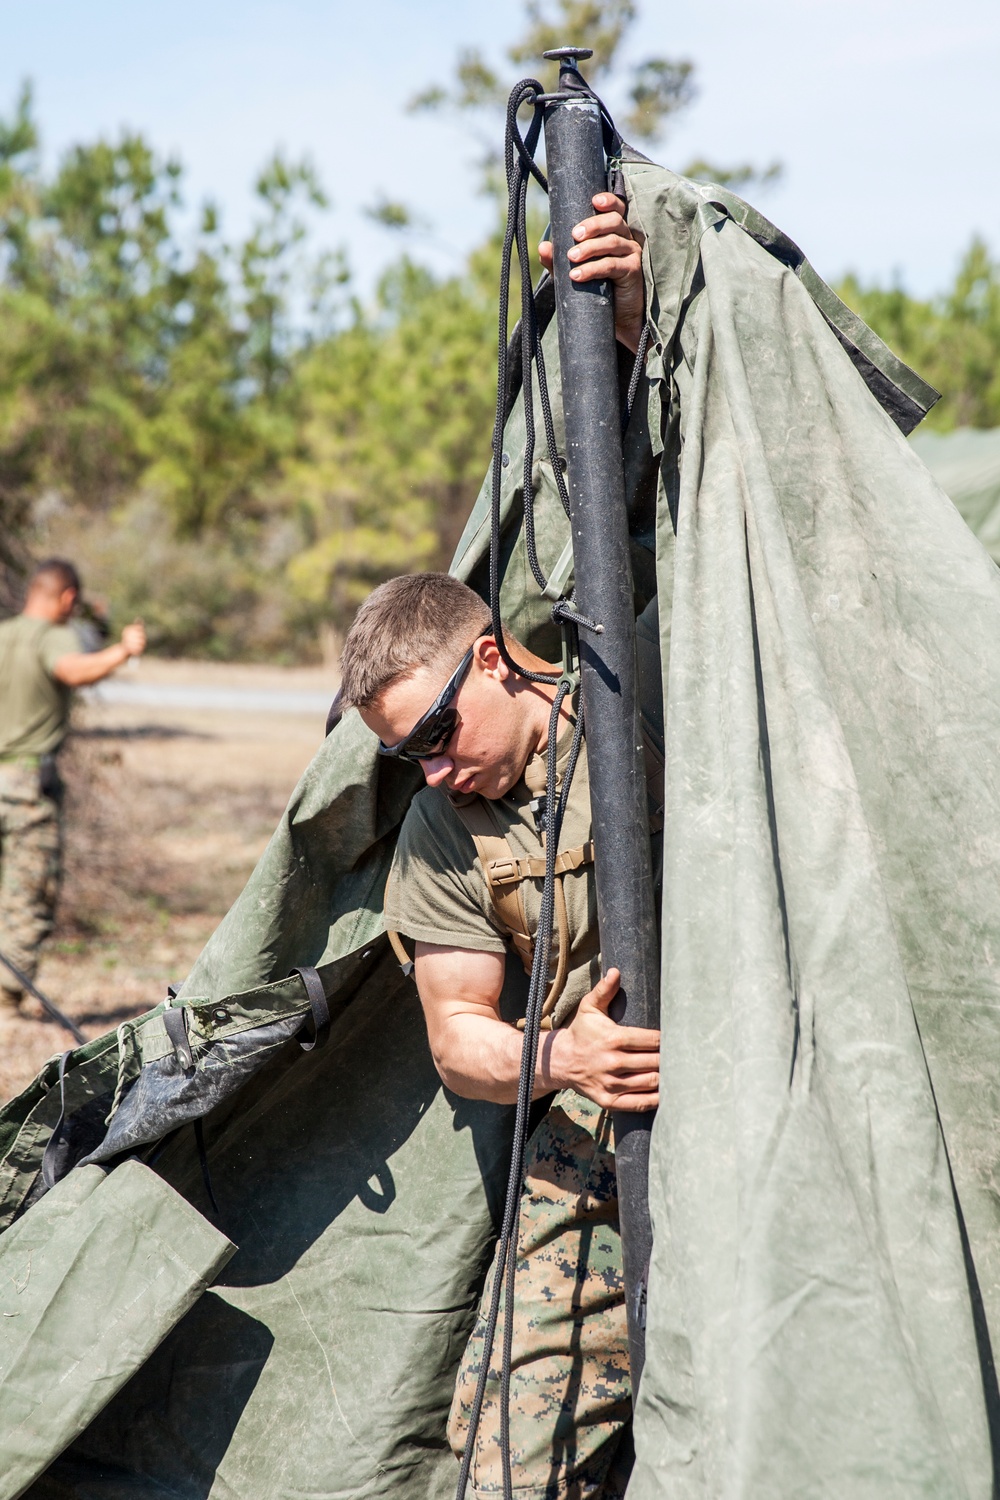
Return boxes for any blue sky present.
[1,0,997,299]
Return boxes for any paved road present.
[84,680,335,715]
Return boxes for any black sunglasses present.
[377,644,476,763]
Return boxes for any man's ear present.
[475,635,510,682]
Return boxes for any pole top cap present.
[542,47,593,64]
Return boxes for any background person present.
[0,558,146,1012]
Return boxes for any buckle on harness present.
[557,617,580,695]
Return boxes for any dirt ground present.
[0,660,334,1104]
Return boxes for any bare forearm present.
[415,947,658,1112]
[430,1013,566,1104]
[53,642,131,686]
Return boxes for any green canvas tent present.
[912,425,1000,564]
[3,151,1000,1499]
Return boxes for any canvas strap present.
[290,965,331,1051]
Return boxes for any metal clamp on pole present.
[540,45,660,1389]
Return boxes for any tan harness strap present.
[486,840,595,887]
[449,793,580,1014]
[432,720,662,1013]
[387,927,415,974]
[450,796,535,975]
[383,863,416,975]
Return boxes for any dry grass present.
[0,671,329,1103]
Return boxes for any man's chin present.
[479,770,518,801]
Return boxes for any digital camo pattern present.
[449,1091,631,1498]
[0,763,61,989]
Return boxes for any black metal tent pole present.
[540,47,660,1387]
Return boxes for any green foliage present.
[0,78,502,655]
[365,197,421,232]
[836,238,1000,431]
[624,58,695,143]
[0,87,298,536]
[284,257,497,630]
[682,157,783,193]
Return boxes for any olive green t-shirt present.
[0,615,79,758]
[386,723,601,1029]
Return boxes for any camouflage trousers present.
[449,1091,632,1499]
[0,763,62,988]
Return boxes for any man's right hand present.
[53,617,147,687]
[545,968,660,1111]
[412,945,659,1110]
[121,620,146,658]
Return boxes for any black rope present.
[490,81,572,678]
[458,76,600,1500]
[497,681,573,1496]
[0,945,86,1045]
[455,680,576,1500]
[623,322,651,433]
[489,81,553,682]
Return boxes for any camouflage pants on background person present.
[0,763,62,1002]
[449,1091,632,1499]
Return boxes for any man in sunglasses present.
[340,568,662,1500]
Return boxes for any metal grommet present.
[501,452,510,467]
[212,1008,231,1024]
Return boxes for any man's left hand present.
[538,192,646,354]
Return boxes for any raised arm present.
[52,621,146,687]
[414,943,659,1110]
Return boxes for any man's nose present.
[421,755,454,788]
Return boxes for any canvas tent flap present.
[619,152,940,438]
[623,160,1000,1495]
[0,1161,233,1500]
[0,302,659,1221]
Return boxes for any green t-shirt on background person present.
[0,615,80,759]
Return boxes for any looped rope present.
[489,79,564,685]
[104,1019,137,1126]
[455,680,585,1500]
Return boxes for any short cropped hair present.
[32,558,81,595]
[340,573,492,710]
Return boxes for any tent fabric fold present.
[624,188,1000,1494]
[2,156,1000,1497]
